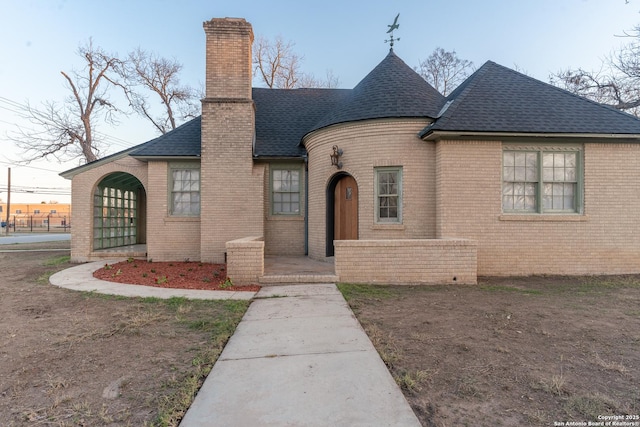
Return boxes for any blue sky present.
[1,0,639,203]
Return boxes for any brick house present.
[61,17,640,285]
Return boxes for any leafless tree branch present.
[416,47,475,96]
[118,48,199,134]
[9,39,122,164]
[253,35,340,89]
[550,24,640,117]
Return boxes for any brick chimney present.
[200,18,264,264]
[202,18,253,99]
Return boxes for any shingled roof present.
[131,116,202,158]
[253,88,350,157]
[65,52,640,180]
[421,61,640,137]
[310,50,446,132]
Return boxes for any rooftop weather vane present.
[384,13,400,49]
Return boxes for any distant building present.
[0,202,71,230]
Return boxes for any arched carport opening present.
[93,173,146,250]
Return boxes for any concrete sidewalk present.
[180,283,420,427]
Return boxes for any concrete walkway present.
[179,283,420,427]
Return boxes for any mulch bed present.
[93,259,261,292]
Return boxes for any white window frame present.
[375,167,403,223]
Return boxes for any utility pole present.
[5,168,10,236]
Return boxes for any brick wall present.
[226,236,264,284]
[262,162,306,255]
[69,156,148,262]
[335,239,477,285]
[304,119,436,259]
[146,161,201,261]
[436,140,640,276]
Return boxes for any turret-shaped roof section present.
[422,61,640,137]
[310,50,446,132]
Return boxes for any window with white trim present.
[271,167,301,215]
[375,167,402,223]
[170,163,200,216]
[502,146,582,214]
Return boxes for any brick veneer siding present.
[436,140,640,276]
[304,118,436,260]
[335,239,477,285]
[262,162,306,256]
[69,156,148,263]
[200,18,264,263]
[226,236,264,284]
[145,161,201,261]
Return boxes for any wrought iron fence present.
[1,214,70,232]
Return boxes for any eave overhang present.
[420,130,640,142]
[129,155,201,161]
[59,149,136,180]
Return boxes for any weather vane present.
[384,13,400,49]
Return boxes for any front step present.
[259,274,339,284]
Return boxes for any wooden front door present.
[334,175,358,240]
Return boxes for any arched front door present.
[327,174,358,256]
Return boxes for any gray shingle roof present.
[253,88,350,157]
[128,88,351,159]
[131,116,202,157]
[121,56,640,164]
[310,50,446,132]
[421,61,640,137]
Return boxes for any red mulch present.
[92,260,261,292]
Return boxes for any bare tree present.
[550,25,640,116]
[253,35,301,88]
[9,40,122,163]
[296,69,341,89]
[253,35,340,88]
[120,48,199,134]
[416,47,475,96]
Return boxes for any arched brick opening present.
[93,173,146,250]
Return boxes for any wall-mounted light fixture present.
[330,145,343,169]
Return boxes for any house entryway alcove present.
[326,172,359,257]
[91,172,147,258]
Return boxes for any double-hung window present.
[170,163,200,216]
[271,167,301,215]
[502,146,582,214]
[375,167,402,223]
